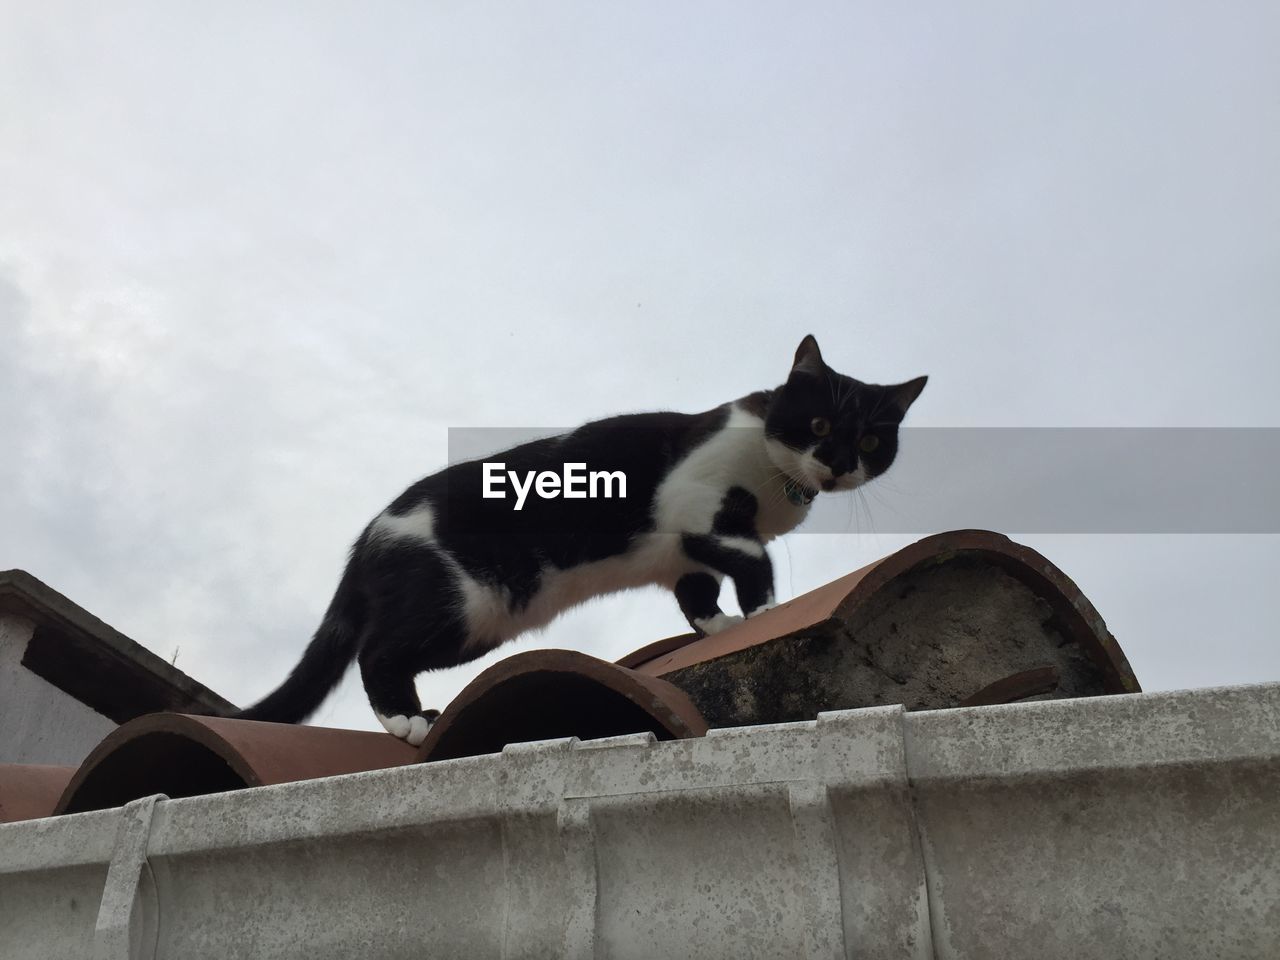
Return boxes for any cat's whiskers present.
[863,483,901,532]
[856,486,879,536]
[754,469,796,511]
[750,468,787,495]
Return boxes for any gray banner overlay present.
[448,427,1280,534]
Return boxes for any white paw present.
[746,599,777,618]
[377,712,435,745]
[406,713,433,747]
[694,613,745,635]
[377,713,411,739]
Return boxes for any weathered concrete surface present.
[909,683,1280,959]
[1,683,1277,959]
[667,557,1106,726]
[0,805,118,959]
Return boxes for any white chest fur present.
[651,404,811,543]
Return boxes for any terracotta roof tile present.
[0,530,1141,821]
[0,763,76,823]
[415,648,707,763]
[54,714,418,816]
[621,528,1137,699]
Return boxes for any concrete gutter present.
[2,681,1276,959]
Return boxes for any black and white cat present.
[237,335,926,744]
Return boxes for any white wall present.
[0,614,116,766]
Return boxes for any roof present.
[4,530,1277,953]
[0,569,233,722]
[1,529,1140,822]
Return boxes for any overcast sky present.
[2,2,1277,732]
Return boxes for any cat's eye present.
[859,435,880,453]
[810,417,831,437]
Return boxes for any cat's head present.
[764,335,927,495]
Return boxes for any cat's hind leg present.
[359,642,439,746]
[358,543,466,746]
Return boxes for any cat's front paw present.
[745,598,777,618]
[694,612,745,636]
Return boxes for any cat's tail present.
[230,554,366,725]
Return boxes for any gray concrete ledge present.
[1,682,1277,959]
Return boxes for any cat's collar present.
[782,475,817,507]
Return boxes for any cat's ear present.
[791,335,825,378]
[889,376,928,415]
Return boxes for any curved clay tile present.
[55,714,417,816]
[416,649,708,763]
[618,529,1139,726]
[54,653,706,814]
[49,531,1124,813]
[0,763,76,823]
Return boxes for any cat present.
[235,335,926,745]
